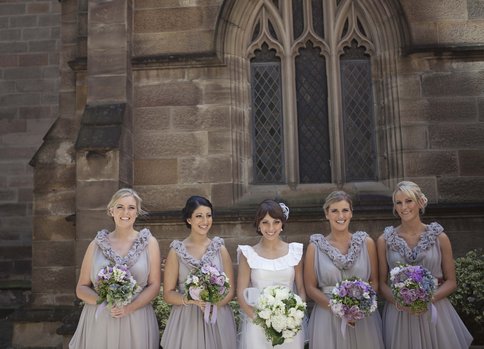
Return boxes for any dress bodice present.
[310,231,371,291]
[90,228,152,288]
[383,222,443,278]
[237,243,303,291]
[171,237,226,292]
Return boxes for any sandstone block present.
[87,75,127,103]
[408,22,439,45]
[33,215,75,241]
[201,80,231,104]
[401,0,467,21]
[76,150,119,181]
[75,210,114,241]
[133,30,214,57]
[208,131,231,154]
[33,190,75,216]
[134,106,170,132]
[210,183,235,207]
[429,123,484,148]
[404,151,458,176]
[137,185,210,211]
[32,241,75,267]
[458,150,484,176]
[397,74,421,99]
[12,322,64,348]
[134,6,218,33]
[172,105,230,131]
[34,166,76,193]
[90,0,127,25]
[401,125,428,150]
[31,266,76,293]
[135,131,206,157]
[438,176,484,202]
[88,48,128,75]
[423,71,484,97]
[134,159,178,185]
[88,23,127,51]
[179,156,232,183]
[468,0,484,19]
[437,21,484,44]
[135,81,201,107]
[76,181,119,211]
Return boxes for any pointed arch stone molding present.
[215,0,410,202]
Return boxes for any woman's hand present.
[110,304,133,318]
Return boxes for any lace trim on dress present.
[237,243,303,271]
[383,222,443,262]
[95,228,151,268]
[310,231,368,270]
[171,236,224,268]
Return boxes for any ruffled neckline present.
[95,228,151,268]
[171,236,224,268]
[310,231,368,270]
[383,222,443,262]
[237,243,303,271]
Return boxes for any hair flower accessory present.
[279,202,290,220]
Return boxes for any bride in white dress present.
[237,199,306,349]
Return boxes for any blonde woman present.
[305,191,384,349]
[70,188,161,349]
[377,181,473,349]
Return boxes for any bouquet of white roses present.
[329,277,377,333]
[94,264,142,319]
[184,263,230,324]
[253,285,306,347]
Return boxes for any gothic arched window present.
[248,0,378,185]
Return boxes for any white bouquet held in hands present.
[94,264,142,319]
[253,285,306,347]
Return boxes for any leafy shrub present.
[449,248,484,344]
[152,286,172,338]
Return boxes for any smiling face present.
[258,213,283,241]
[325,199,352,233]
[110,195,138,228]
[393,190,421,222]
[187,205,213,236]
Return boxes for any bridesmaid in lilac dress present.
[377,181,473,349]
[161,196,237,349]
[69,188,161,349]
[305,191,384,349]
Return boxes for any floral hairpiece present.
[279,202,290,220]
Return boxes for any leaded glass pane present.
[292,0,304,39]
[312,0,324,38]
[251,47,284,184]
[340,47,377,181]
[295,42,331,183]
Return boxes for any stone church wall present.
[0,0,60,312]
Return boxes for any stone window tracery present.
[248,0,378,185]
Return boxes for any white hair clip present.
[279,202,290,220]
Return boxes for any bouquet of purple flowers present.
[329,277,378,330]
[94,264,142,319]
[389,264,436,313]
[184,263,230,323]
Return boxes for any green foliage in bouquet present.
[449,248,483,344]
